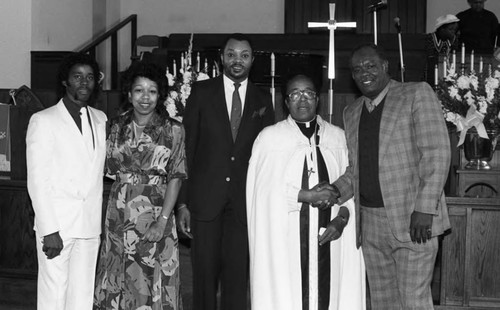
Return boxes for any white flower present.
[464,91,475,106]
[166,102,178,117]
[444,111,460,125]
[457,75,470,89]
[477,97,489,114]
[180,84,191,102]
[182,71,192,84]
[494,70,500,78]
[169,90,178,100]
[469,74,479,89]
[166,73,175,87]
[197,72,210,81]
[448,85,460,100]
[485,77,499,101]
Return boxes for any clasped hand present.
[309,182,340,210]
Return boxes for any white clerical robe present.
[246,115,366,310]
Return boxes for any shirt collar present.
[364,81,390,108]
[223,74,248,89]
[63,96,86,116]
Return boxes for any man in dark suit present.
[178,33,274,310]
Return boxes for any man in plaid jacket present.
[331,43,451,310]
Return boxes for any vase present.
[462,128,499,170]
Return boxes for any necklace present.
[132,120,145,143]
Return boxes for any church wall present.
[0,0,31,90]
[31,0,93,51]
[115,0,285,73]
[427,0,500,33]
[1,1,499,89]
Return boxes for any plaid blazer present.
[334,80,451,247]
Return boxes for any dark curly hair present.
[119,61,169,116]
[57,52,100,102]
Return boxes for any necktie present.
[80,107,94,152]
[230,82,242,141]
[366,98,375,113]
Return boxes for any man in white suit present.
[26,53,107,310]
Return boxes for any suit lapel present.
[55,101,94,161]
[236,81,257,141]
[56,101,81,138]
[379,80,404,160]
[88,107,104,159]
[211,76,234,143]
[346,97,363,168]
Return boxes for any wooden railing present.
[79,14,138,89]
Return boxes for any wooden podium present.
[456,151,500,198]
[438,197,500,309]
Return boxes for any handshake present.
[307,181,341,210]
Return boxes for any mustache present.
[231,64,246,69]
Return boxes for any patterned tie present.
[230,82,242,141]
[80,107,94,152]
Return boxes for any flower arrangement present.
[164,34,211,121]
[436,65,500,145]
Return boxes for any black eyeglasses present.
[287,90,317,101]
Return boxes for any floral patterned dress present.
[94,111,187,310]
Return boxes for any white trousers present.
[35,232,100,310]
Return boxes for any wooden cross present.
[308,3,356,122]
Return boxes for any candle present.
[188,52,192,67]
[452,50,456,71]
[196,52,200,72]
[212,64,216,77]
[271,53,275,77]
[461,43,465,65]
[166,65,169,75]
[181,53,185,70]
[470,50,474,72]
[435,64,438,87]
[443,56,448,76]
[479,56,483,73]
[443,57,447,77]
[173,60,177,77]
[204,58,208,72]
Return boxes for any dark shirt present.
[63,97,84,133]
[62,97,93,140]
[296,117,317,139]
[457,8,499,53]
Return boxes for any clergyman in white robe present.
[246,115,366,310]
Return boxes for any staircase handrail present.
[78,14,138,89]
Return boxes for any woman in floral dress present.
[94,62,187,310]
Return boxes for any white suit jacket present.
[26,99,107,238]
